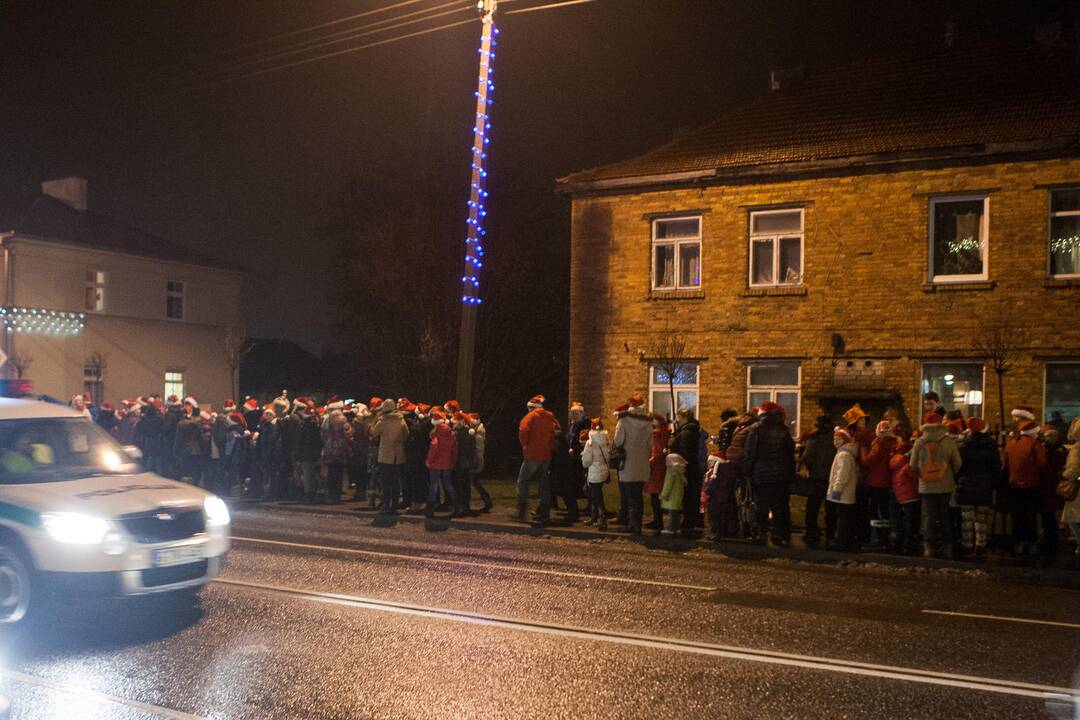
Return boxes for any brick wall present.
[567,158,1080,435]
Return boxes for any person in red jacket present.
[645,414,671,532]
[889,441,920,554]
[860,420,898,549]
[1003,407,1048,555]
[515,395,560,523]
[425,411,459,518]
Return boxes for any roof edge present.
[7,232,251,276]
[556,136,1080,195]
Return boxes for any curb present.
[241,500,1080,590]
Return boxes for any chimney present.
[41,176,88,211]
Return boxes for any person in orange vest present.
[515,395,560,523]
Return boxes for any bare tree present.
[8,351,32,379]
[225,330,254,401]
[646,327,689,420]
[972,310,1029,433]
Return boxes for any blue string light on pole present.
[455,0,498,408]
[459,13,497,306]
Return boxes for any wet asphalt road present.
[3,507,1080,719]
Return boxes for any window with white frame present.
[749,209,803,287]
[1049,189,1080,278]
[84,269,105,312]
[164,370,185,401]
[166,280,185,320]
[930,196,988,282]
[746,361,800,435]
[651,217,701,290]
[649,363,698,420]
[1045,362,1080,425]
[83,363,104,406]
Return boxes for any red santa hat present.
[444,399,462,414]
[967,417,987,433]
[1011,406,1036,422]
[452,411,467,424]
[834,426,853,442]
[397,397,412,410]
[946,419,965,435]
[612,403,630,416]
[626,394,645,408]
[417,403,433,416]
[569,401,585,414]
[526,395,545,409]
[100,401,114,411]
[121,398,136,408]
[399,400,417,414]
[183,396,198,409]
[244,397,259,411]
[228,412,246,427]
[223,399,237,410]
[369,396,383,409]
[922,411,943,425]
[466,412,481,426]
[431,410,447,424]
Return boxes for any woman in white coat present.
[581,419,611,530]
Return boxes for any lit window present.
[83,363,104,406]
[651,217,701,291]
[746,361,800,435]
[649,363,698,420]
[1045,362,1080,425]
[166,281,184,320]
[1049,189,1080,278]
[930,196,988,282]
[922,363,984,418]
[84,270,105,312]
[749,209,803,287]
[164,371,184,401]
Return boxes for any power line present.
[505,0,601,14]
[174,1,472,84]
[170,17,478,92]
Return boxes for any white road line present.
[231,535,717,591]
[217,577,1079,701]
[923,609,1080,630]
[2,668,205,719]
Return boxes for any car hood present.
[1,472,209,518]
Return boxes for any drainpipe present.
[0,232,14,380]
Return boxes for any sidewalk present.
[234,496,1080,589]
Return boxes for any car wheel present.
[0,543,33,625]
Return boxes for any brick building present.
[557,45,1080,436]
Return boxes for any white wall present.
[6,237,244,406]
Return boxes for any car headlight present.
[204,496,230,527]
[41,512,110,545]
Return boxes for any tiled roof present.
[559,44,1080,189]
[0,193,246,273]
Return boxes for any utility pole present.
[454,0,497,409]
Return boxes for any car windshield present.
[0,417,137,484]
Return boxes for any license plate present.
[152,544,205,567]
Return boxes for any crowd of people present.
[515,391,1080,565]
[71,387,1080,565]
[73,392,493,517]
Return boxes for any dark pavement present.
[3,506,1079,719]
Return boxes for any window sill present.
[741,286,808,298]
[647,289,705,301]
[1044,277,1080,289]
[921,280,996,293]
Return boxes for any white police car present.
[0,398,230,624]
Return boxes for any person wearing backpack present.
[955,417,1000,558]
[910,412,962,558]
[581,418,611,530]
[1003,408,1047,556]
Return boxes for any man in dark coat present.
[742,401,796,545]
[797,416,836,547]
[173,398,203,483]
[161,396,185,479]
[135,399,164,474]
[671,408,702,534]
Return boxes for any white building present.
[0,177,245,406]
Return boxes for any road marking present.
[217,577,1079,701]
[231,535,717,591]
[923,609,1080,630]
[2,668,205,719]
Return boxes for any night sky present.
[0,0,1069,356]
